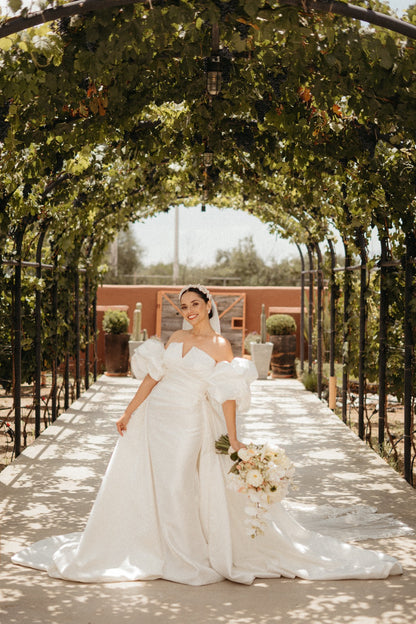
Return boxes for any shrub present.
[302,370,317,392]
[102,310,129,334]
[244,332,261,354]
[266,314,296,335]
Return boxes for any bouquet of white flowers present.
[215,434,295,538]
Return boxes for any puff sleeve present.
[206,358,258,412]
[130,338,166,381]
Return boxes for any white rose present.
[246,469,264,487]
[266,466,286,483]
[260,442,277,460]
[237,447,256,462]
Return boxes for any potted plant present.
[266,313,297,378]
[250,305,273,380]
[103,310,130,376]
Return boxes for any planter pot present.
[104,333,130,376]
[129,340,144,378]
[129,340,144,360]
[270,334,297,378]
[251,342,273,380]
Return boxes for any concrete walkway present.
[1,376,416,624]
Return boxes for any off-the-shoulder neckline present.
[166,341,229,364]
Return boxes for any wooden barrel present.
[270,335,297,378]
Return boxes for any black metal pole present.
[315,242,324,399]
[92,290,98,382]
[342,240,351,424]
[84,273,90,390]
[34,226,48,438]
[307,244,314,375]
[328,239,337,410]
[403,232,414,485]
[296,243,305,373]
[357,228,368,441]
[12,226,26,457]
[2,0,416,43]
[75,268,81,399]
[64,353,70,410]
[63,281,70,411]
[378,234,389,451]
[51,253,58,422]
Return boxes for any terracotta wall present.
[96,285,307,371]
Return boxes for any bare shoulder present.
[214,335,234,362]
[166,329,188,346]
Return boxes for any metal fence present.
[0,229,98,461]
[297,238,416,486]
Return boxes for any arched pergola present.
[1,0,416,484]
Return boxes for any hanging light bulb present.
[206,55,222,96]
[203,150,213,167]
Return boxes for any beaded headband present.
[179,284,212,301]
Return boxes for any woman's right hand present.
[116,412,131,436]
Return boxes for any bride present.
[12,284,402,584]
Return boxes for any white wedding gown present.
[12,339,403,585]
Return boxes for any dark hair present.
[180,286,213,319]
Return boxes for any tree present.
[213,236,268,286]
[103,225,145,283]
[205,236,301,286]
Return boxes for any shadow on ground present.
[1,376,416,624]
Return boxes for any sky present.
[0,0,412,265]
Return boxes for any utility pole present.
[173,205,179,285]
[109,235,118,276]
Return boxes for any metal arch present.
[306,244,315,375]
[356,227,368,442]
[280,0,416,39]
[12,224,26,458]
[377,232,389,452]
[341,238,351,425]
[34,219,51,438]
[0,0,416,40]
[314,241,324,400]
[327,239,337,410]
[295,243,305,373]
[403,231,415,485]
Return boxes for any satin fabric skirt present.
[12,377,402,584]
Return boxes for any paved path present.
[1,376,416,624]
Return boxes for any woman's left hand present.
[229,438,246,452]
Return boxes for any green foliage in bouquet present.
[215,433,239,462]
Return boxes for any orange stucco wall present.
[96,285,307,370]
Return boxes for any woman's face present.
[180,291,210,326]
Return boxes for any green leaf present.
[231,32,247,53]
[379,46,393,70]
[244,0,260,17]
[8,0,22,12]
[0,37,13,51]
